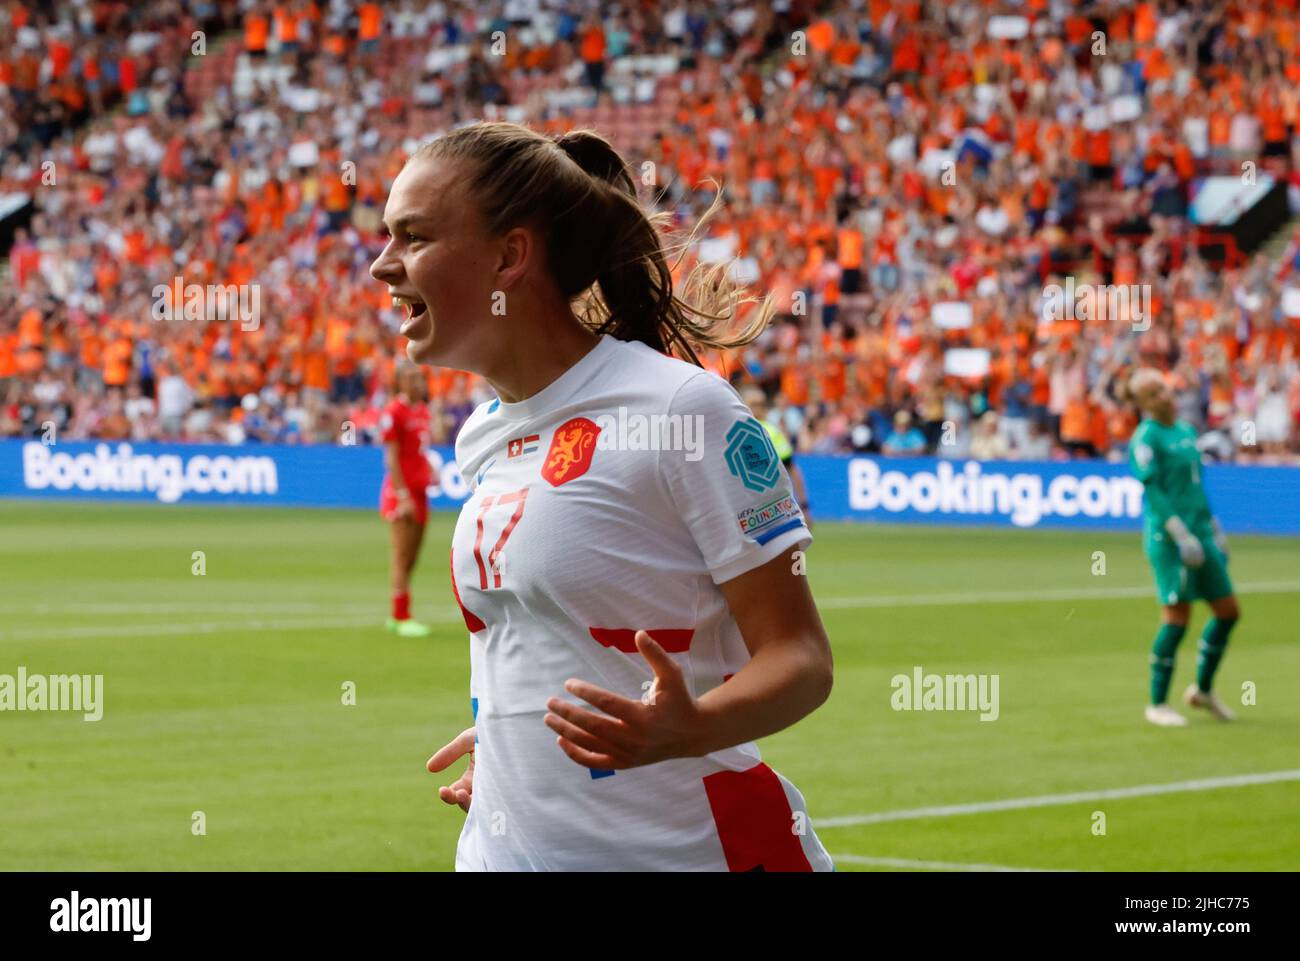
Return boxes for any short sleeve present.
[380,403,402,444]
[658,371,812,585]
[1128,425,1157,483]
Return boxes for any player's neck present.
[483,310,601,405]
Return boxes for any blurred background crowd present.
[3,0,1299,463]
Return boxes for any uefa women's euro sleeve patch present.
[660,373,811,585]
[724,418,782,492]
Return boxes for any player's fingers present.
[561,679,641,720]
[553,734,619,770]
[427,727,476,772]
[634,630,683,683]
[438,781,472,806]
[543,710,626,755]
[545,699,635,747]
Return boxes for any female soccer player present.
[380,362,436,637]
[370,122,835,870]
[1128,369,1240,727]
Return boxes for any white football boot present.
[1184,684,1237,721]
[1145,704,1189,727]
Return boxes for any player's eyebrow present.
[381,215,434,233]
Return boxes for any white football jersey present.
[448,334,833,871]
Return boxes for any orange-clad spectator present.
[274,5,300,48]
[804,20,835,54]
[1106,403,1138,452]
[1064,14,1092,46]
[48,326,71,363]
[323,29,346,57]
[118,55,136,92]
[48,38,73,78]
[11,50,38,96]
[1133,2,1157,44]
[303,336,331,402]
[1086,128,1112,180]
[161,135,185,181]
[102,337,133,389]
[817,352,847,405]
[579,18,607,90]
[18,308,43,348]
[123,228,148,266]
[781,359,811,407]
[0,331,16,384]
[80,328,103,380]
[891,31,919,76]
[245,11,269,56]
[358,3,382,55]
[811,165,839,211]
[1060,396,1095,456]
[17,343,44,375]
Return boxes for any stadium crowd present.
[2,0,1300,463]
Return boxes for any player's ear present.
[496,226,534,290]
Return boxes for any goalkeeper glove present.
[1165,516,1205,568]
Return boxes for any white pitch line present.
[4,580,1298,639]
[0,602,381,615]
[832,854,1071,873]
[0,614,459,641]
[817,580,1300,610]
[816,769,1300,829]
[6,580,1299,619]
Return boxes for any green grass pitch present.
[1,500,1297,871]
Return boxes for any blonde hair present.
[1128,367,1167,401]
[412,122,773,365]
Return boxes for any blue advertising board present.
[2,440,1297,535]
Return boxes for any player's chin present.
[403,321,438,365]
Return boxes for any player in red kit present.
[380,363,438,637]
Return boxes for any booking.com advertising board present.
[3,439,1299,535]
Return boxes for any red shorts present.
[380,475,429,524]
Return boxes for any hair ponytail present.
[413,122,772,365]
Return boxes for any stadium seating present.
[2,0,1297,463]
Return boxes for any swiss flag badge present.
[541,417,600,487]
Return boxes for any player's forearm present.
[384,443,408,494]
[689,640,832,756]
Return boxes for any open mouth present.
[391,294,429,330]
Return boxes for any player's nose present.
[369,244,402,285]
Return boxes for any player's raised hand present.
[427,727,475,812]
[544,631,703,770]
